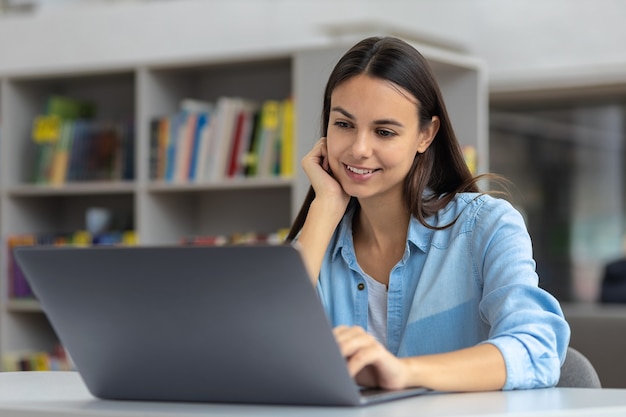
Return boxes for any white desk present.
[1,371,626,417]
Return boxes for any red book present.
[226,110,247,178]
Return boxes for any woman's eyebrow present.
[331,106,354,119]
[373,118,404,127]
[331,106,404,127]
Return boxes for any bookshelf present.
[0,40,487,370]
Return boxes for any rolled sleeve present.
[483,288,570,389]
[475,198,570,389]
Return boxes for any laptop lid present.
[14,244,427,406]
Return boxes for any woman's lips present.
[344,163,379,180]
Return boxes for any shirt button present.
[357,283,365,291]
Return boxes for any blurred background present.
[2,0,626,387]
[1,0,625,303]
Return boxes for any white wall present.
[466,0,626,91]
[0,0,625,89]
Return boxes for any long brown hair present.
[287,36,488,241]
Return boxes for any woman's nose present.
[351,131,373,159]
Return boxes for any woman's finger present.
[333,326,372,358]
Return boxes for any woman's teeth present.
[347,165,374,175]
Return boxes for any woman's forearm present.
[296,199,345,285]
[402,343,506,392]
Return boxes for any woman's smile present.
[344,163,380,180]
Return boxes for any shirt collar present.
[407,215,433,253]
[332,205,356,260]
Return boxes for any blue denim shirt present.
[316,193,570,390]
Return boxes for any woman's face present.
[326,74,436,204]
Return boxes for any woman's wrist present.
[296,198,346,283]
[310,196,348,222]
[399,357,425,389]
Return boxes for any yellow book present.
[157,118,170,180]
[72,230,92,246]
[49,122,75,185]
[1,352,20,372]
[255,100,280,177]
[31,352,50,371]
[279,98,295,178]
[32,115,62,144]
[122,230,138,245]
[32,115,62,184]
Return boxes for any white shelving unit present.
[0,39,487,367]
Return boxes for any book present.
[203,97,239,182]
[279,98,295,178]
[193,111,217,183]
[32,96,95,183]
[32,114,62,143]
[180,228,289,247]
[178,98,214,182]
[164,112,187,182]
[89,122,122,181]
[157,117,170,180]
[1,344,73,372]
[188,112,210,181]
[151,96,293,183]
[254,100,281,177]
[243,111,262,176]
[31,96,134,184]
[173,112,197,183]
[226,101,258,178]
[148,118,160,180]
[49,122,75,185]
[46,95,95,119]
[31,115,62,183]
[7,234,36,299]
[120,121,135,181]
[66,120,88,182]
[149,101,215,183]
[225,110,247,178]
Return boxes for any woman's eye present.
[377,129,395,138]
[334,121,351,129]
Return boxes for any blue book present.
[188,112,209,181]
[164,112,187,182]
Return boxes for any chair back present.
[557,347,602,388]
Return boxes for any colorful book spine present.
[2,344,73,372]
[188,112,209,181]
[32,118,135,184]
[180,228,289,246]
[31,95,134,185]
[7,234,37,299]
[6,230,138,301]
[149,96,294,184]
[279,98,295,177]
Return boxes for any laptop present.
[14,244,428,406]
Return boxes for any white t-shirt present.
[363,273,388,347]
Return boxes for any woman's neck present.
[353,198,410,251]
[351,198,410,286]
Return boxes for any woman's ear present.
[416,116,440,153]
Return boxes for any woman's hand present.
[295,138,351,284]
[334,325,507,392]
[333,325,410,390]
[302,138,350,213]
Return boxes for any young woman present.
[287,36,570,392]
